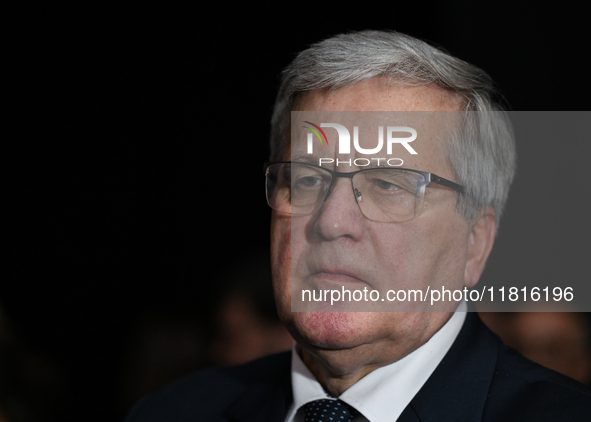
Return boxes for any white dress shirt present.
[284,302,467,422]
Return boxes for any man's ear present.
[464,209,497,288]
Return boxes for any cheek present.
[370,212,470,292]
[414,214,471,288]
[271,213,292,316]
[370,224,419,289]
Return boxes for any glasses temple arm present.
[429,174,465,194]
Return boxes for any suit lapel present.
[398,313,500,422]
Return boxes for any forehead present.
[292,79,463,177]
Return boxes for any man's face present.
[271,78,485,366]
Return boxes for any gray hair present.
[269,30,516,226]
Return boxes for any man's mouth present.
[308,268,366,285]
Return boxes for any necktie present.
[303,399,360,422]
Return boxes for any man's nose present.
[312,178,366,241]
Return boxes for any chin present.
[289,311,376,350]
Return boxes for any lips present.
[308,267,367,285]
[296,250,375,289]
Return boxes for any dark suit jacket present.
[125,313,591,421]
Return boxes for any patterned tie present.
[303,399,360,422]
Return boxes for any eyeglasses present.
[264,161,464,223]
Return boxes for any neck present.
[299,346,388,396]
[296,312,454,397]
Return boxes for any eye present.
[297,176,323,187]
[374,179,400,191]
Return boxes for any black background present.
[5,2,590,421]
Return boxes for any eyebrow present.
[290,154,398,170]
[290,154,318,164]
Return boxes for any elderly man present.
[126,30,591,422]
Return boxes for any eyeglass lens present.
[266,163,427,222]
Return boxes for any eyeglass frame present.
[263,161,465,219]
